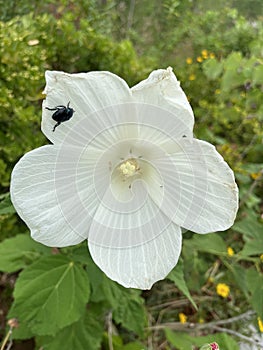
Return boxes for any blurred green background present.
[0,1,262,349]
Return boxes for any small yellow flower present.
[197,56,203,63]
[189,74,196,81]
[201,50,208,59]
[260,254,263,261]
[179,313,187,324]
[250,172,262,180]
[215,89,221,95]
[258,317,263,332]
[227,247,234,256]
[199,317,205,324]
[186,57,193,64]
[216,283,230,298]
[209,53,215,59]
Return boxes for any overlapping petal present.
[148,139,239,233]
[10,145,101,246]
[131,67,194,137]
[88,221,182,289]
[42,71,132,144]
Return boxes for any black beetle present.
[46,101,75,132]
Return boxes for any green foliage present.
[0,193,15,215]
[9,255,91,336]
[0,8,149,191]
[1,1,263,349]
[36,307,104,350]
[0,234,50,272]
[167,258,197,309]
[165,329,240,350]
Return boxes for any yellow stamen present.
[119,159,140,178]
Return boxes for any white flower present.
[10,67,239,289]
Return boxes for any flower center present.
[118,158,140,178]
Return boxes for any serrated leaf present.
[0,234,51,273]
[113,298,145,336]
[9,255,90,336]
[167,259,197,310]
[11,320,34,340]
[38,308,104,350]
[0,193,16,215]
[86,257,145,335]
[165,329,239,350]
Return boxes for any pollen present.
[119,158,140,178]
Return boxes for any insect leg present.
[53,121,61,132]
[46,107,59,111]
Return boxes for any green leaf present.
[252,63,263,85]
[246,269,263,319]
[234,215,263,256]
[86,257,145,335]
[9,255,90,336]
[38,308,104,350]
[113,298,145,336]
[185,233,227,255]
[233,214,263,238]
[123,342,147,350]
[203,59,223,80]
[0,193,16,215]
[0,234,51,273]
[165,329,239,350]
[167,258,197,310]
[241,235,263,256]
[11,320,34,340]
[230,265,249,298]
[221,52,245,92]
[165,329,193,349]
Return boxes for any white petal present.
[42,71,132,144]
[10,145,101,247]
[131,67,194,137]
[88,181,171,249]
[149,139,239,233]
[88,222,182,289]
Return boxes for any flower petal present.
[89,179,172,249]
[149,139,239,233]
[10,145,101,247]
[131,67,194,136]
[88,221,182,289]
[42,71,132,144]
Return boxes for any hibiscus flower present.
[10,67,238,289]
